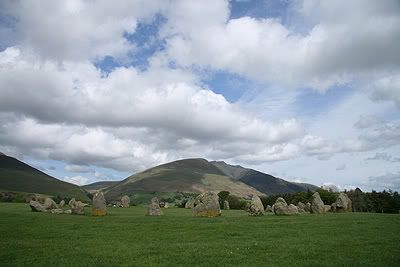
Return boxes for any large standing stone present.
[121,195,130,208]
[273,197,299,215]
[333,192,352,212]
[92,191,107,216]
[147,197,163,216]
[297,202,306,213]
[247,195,264,216]
[223,200,230,210]
[185,198,196,209]
[311,192,325,214]
[192,192,221,217]
[69,198,85,215]
[43,198,58,210]
[29,200,47,212]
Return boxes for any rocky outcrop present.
[121,195,130,208]
[192,192,221,217]
[247,195,264,216]
[333,192,352,212]
[147,197,163,216]
[311,192,325,214]
[92,191,107,216]
[273,197,299,215]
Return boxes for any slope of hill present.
[104,158,263,200]
[211,160,318,194]
[82,181,119,193]
[0,153,89,201]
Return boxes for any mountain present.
[211,160,318,195]
[0,153,89,201]
[104,158,318,200]
[104,158,263,200]
[82,181,119,193]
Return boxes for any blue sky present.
[0,0,399,191]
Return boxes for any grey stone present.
[50,209,64,214]
[324,205,332,212]
[59,200,65,207]
[297,202,306,212]
[185,198,195,209]
[121,195,130,208]
[147,197,163,216]
[305,202,311,212]
[273,197,299,215]
[29,200,47,212]
[247,195,264,216]
[92,191,107,216]
[265,205,273,212]
[43,198,58,210]
[69,198,85,215]
[311,192,325,214]
[223,200,230,210]
[333,192,352,212]
[192,192,221,217]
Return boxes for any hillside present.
[0,153,89,201]
[211,161,318,194]
[104,158,263,200]
[104,158,318,200]
[82,181,119,193]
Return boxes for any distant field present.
[0,203,399,266]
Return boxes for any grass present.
[0,203,399,266]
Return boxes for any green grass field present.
[0,203,399,266]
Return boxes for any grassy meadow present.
[0,203,399,266]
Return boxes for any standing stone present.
[324,205,332,212]
[223,200,230,210]
[273,197,299,215]
[305,202,311,212]
[297,202,306,213]
[164,202,169,209]
[265,205,273,212]
[247,195,264,216]
[69,198,85,215]
[92,191,107,216]
[192,192,221,217]
[311,192,325,214]
[29,200,47,212]
[147,197,163,216]
[121,195,130,208]
[334,192,352,212]
[59,200,65,207]
[43,198,58,210]
[185,198,195,209]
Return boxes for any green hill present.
[104,158,264,200]
[82,181,118,193]
[211,160,318,194]
[0,153,89,201]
